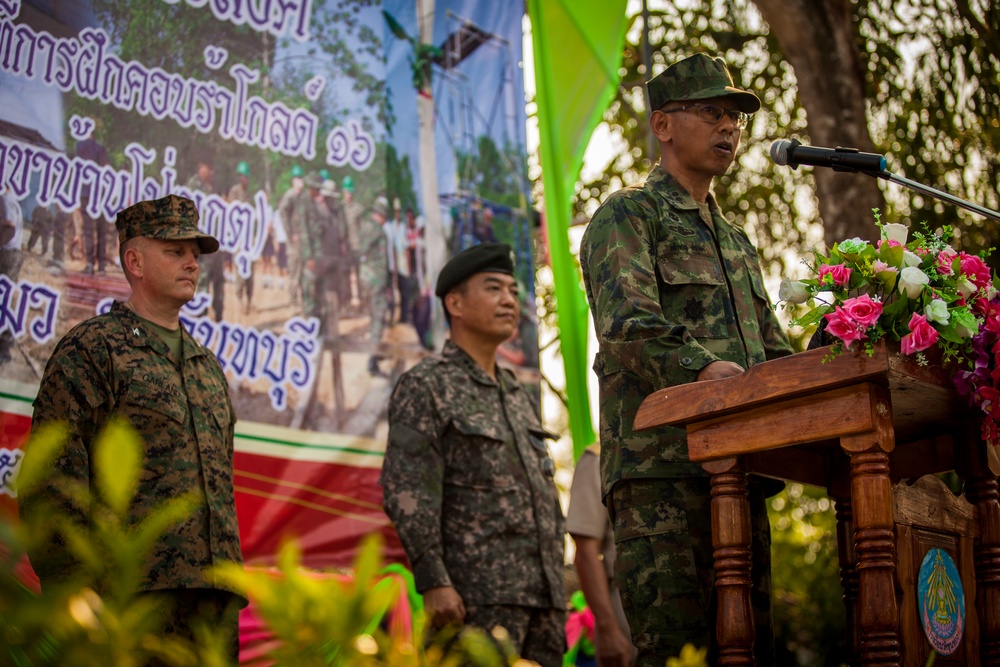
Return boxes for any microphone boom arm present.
[869,170,1000,223]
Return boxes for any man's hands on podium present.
[696,360,745,382]
[423,585,466,629]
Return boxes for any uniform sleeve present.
[566,451,606,540]
[581,194,719,389]
[19,335,109,586]
[379,373,450,593]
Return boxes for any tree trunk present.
[754,0,885,247]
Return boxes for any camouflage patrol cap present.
[115,194,220,254]
[647,53,760,114]
[435,242,515,298]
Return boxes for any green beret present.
[115,194,220,254]
[647,53,760,114]
[435,243,515,298]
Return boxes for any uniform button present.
[681,357,693,366]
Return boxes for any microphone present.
[770,139,886,173]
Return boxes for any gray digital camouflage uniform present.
[380,341,567,666]
[580,165,793,664]
[20,300,244,598]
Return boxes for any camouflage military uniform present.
[343,197,364,303]
[20,300,244,598]
[228,180,255,310]
[278,186,302,305]
[357,211,389,348]
[380,341,567,666]
[293,192,329,324]
[188,173,225,320]
[580,165,793,664]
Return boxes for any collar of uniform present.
[110,300,206,361]
[648,164,721,213]
[442,339,516,390]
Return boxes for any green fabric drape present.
[527,0,628,459]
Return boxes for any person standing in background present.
[75,130,110,276]
[0,190,24,365]
[357,196,391,378]
[279,165,306,307]
[187,152,225,321]
[568,443,636,667]
[341,176,365,311]
[228,161,254,315]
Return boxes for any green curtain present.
[527,0,628,459]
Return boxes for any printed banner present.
[0,0,536,574]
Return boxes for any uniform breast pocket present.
[445,417,520,489]
[657,253,729,338]
[120,378,188,429]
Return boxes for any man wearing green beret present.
[381,243,567,665]
[580,53,793,664]
[19,194,246,663]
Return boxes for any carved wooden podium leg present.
[704,458,755,666]
[841,439,901,666]
[832,493,861,665]
[967,474,1000,665]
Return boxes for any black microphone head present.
[770,139,793,166]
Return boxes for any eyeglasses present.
[660,103,752,130]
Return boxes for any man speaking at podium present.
[580,53,793,665]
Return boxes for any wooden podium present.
[634,341,1000,666]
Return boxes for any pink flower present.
[877,239,902,250]
[825,307,867,349]
[936,248,956,275]
[900,312,940,355]
[959,252,992,290]
[818,263,852,288]
[841,294,883,328]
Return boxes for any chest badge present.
[682,296,707,322]
[133,327,141,336]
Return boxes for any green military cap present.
[435,242,515,298]
[647,53,760,114]
[236,161,250,176]
[341,175,355,192]
[115,194,220,254]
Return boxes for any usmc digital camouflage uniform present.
[20,301,244,598]
[357,211,389,347]
[580,165,793,665]
[380,341,567,667]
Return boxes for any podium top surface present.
[634,340,973,439]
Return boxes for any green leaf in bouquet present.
[877,244,904,271]
[93,418,141,517]
[790,304,831,329]
[950,307,980,338]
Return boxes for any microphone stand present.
[858,169,1000,223]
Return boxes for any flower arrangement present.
[778,210,1000,444]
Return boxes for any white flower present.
[956,322,974,339]
[883,223,909,246]
[778,279,810,304]
[924,299,950,325]
[902,250,922,267]
[989,285,998,300]
[899,266,930,298]
[957,278,977,299]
